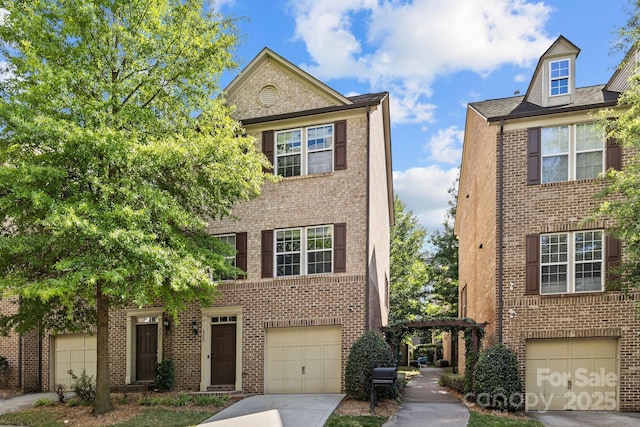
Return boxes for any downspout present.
[18,296,22,390]
[365,105,371,331]
[497,119,505,344]
[37,321,42,391]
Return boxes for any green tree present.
[427,184,459,317]
[594,5,640,292]
[0,0,269,414]
[389,196,431,322]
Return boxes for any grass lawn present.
[324,413,388,427]
[468,410,545,427]
[0,407,215,427]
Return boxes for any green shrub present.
[345,331,396,401]
[155,359,175,392]
[472,344,522,411]
[33,397,55,407]
[439,372,465,393]
[68,369,96,405]
[192,394,229,407]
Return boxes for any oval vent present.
[259,85,278,107]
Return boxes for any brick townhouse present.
[456,35,640,411]
[0,47,394,395]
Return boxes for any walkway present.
[383,367,469,427]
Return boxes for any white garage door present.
[54,334,97,389]
[266,326,341,394]
[526,338,617,411]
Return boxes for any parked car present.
[417,356,427,365]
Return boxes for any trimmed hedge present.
[345,331,397,401]
[439,372,465,394]
[472,344,522,411]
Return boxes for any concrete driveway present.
[527,410,640,426]
[199,394,345,427]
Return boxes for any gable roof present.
[223,47,352,106]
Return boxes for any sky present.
[213,0,631,239]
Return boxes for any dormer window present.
[550,59,570,96]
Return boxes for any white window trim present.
[275,124,334,177]
[540,230,604,295]
[275,225,334,277]
[541,122,604,183]
[549,58,570,97]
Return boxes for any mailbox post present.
[370,367,397,413]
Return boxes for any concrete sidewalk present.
[382,367,469,427]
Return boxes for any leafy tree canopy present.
[0,0,269,412]
[594,4,640,292]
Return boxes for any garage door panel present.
[266,326,341,394]
[526,339,617,411]
[54,334,97,390]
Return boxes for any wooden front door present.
[136,324,158,381]
[211,323,236,386]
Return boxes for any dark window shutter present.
[334,120,347,171]
[606,138,622,171]
[527,127,541,185]
[261,230,273,278]
[262,130,274,174]
[606,235,621,289]
[334,223,346,273]
[525,234,540,295]
[235,232,247,277]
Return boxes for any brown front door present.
[211,323,236,386]
[136,324,158,381]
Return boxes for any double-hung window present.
[275,225,333,277]
[540,230,603,294]
[275,124,333,177]
[550,59,569,96]
[541,122,604,183]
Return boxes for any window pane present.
[308,151,332,174]
[541,126,569,154]
[551,79,568,95]
[307,125,333,151]
[276,229,301,277]
[575,231,603,292]
[277,154,301,177]
[307,226,332,275]
[276,254,300,276]
[541,265,568,294]
[550,60,569,78]
[576,151,603,180]
[542,155,568,183]
[276,130,301,154]
[541,233,568,294]
[576,123,602,151]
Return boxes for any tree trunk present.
[92,284,113,414]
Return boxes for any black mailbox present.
[370,367,397,413]
[372,367,397,385]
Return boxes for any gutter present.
[497,119,505,344]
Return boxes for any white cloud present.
[209,0,236,13]
[424,126,463,165]
[288,0,554,124]
[393,166,459,233]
